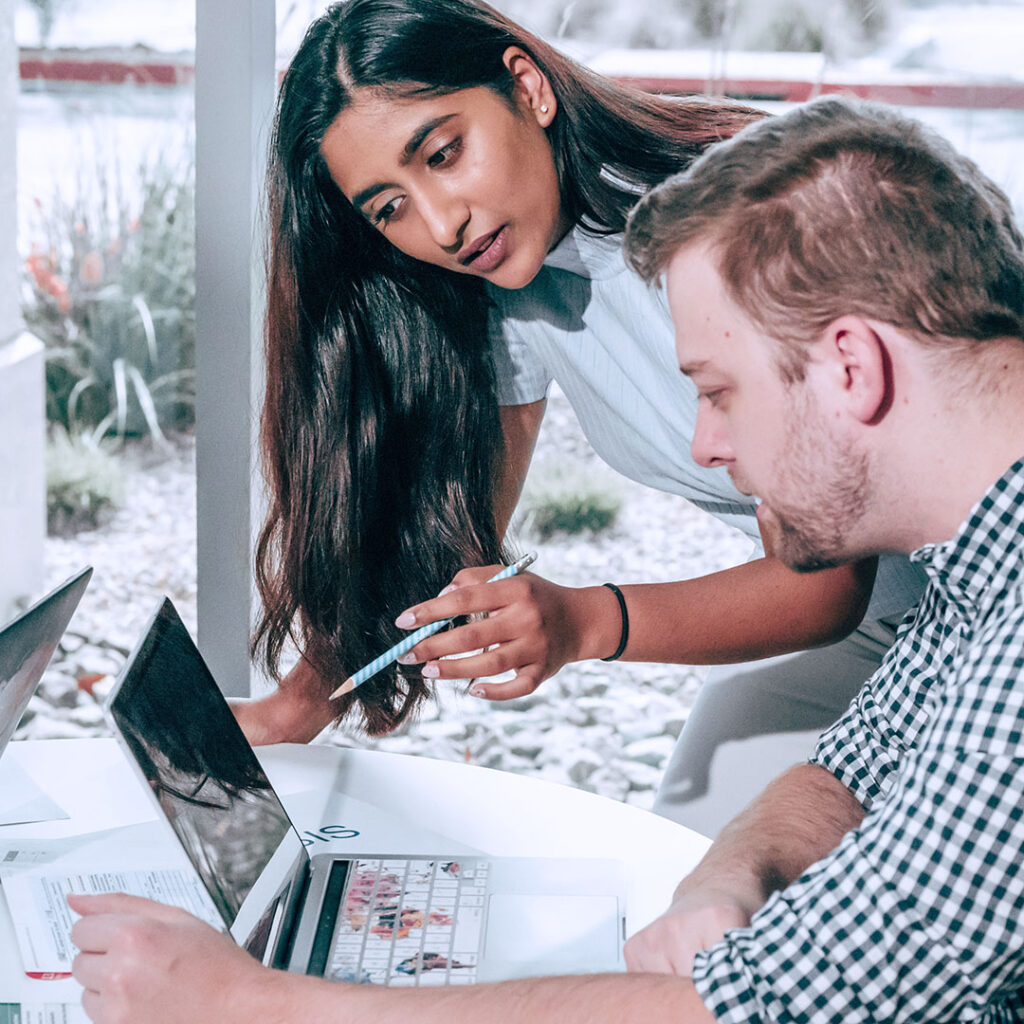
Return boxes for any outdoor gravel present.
[24,386,753,810]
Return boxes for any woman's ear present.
[820,316,893,426]
[502,46,556,127]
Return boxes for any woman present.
[237,0,925,834]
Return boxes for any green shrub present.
[519,463,623,539]
[46,428,125,537]
[23,150,196,447]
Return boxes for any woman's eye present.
[426,137,462,169]
[372,196,404,226]
[701,389,725,407]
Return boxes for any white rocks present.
[22,390,753,811]
[565,747,606,786]
[619,760,663,791]
[623,736,678,768]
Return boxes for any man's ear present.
[502,46,556,127]
[820,315,892,425]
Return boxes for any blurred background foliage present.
[518,461,624,539]
[22,151,196,447]
[45,427,125,536]
[499,0,891,54]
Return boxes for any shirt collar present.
[542,224,624,280]
[911,456,1024,612]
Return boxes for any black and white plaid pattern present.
[692,458,1024,1023]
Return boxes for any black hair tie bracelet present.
[600,582,629,662]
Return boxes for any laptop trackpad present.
[483,894,620,975]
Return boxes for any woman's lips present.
[461,226,509,272]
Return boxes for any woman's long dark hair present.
[253,0,763,734]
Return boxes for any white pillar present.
[0,0,45,624]
[194,0,275,695]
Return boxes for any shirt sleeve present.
[487,299,552,406]
[810,588,940,810]
[692,599,1024,1024]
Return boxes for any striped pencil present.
[329,552,538,699]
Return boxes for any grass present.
[518,461,623,539]
[46,427,125,536]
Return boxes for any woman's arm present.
[395,554,877,700]
[495,399,547,535]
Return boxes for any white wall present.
[194,0,275,695]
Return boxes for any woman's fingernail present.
[395,612,416,628]
[422,663,439,678]
[469,685,486,698]
[396,652,417,665]
[438,584,457,596]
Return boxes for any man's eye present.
[426,138,462,169]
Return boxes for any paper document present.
[1,863,221,975]
[0,761,68,826]
[0,1003,89,1023]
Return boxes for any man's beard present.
[766,399,871,573]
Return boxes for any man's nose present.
[691,407,734,469]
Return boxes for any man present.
[69,97,1024,1022]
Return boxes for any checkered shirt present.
[692,457,1024,1023]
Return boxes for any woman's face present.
[321,73,569,291]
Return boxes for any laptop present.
[0,567,92,758]
[103,598,626,987]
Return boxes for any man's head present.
[625,96,1024,568]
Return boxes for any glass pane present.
[15,4,197,740]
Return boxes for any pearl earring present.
[540,104,549,114]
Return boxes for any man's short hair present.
[624,96,1024,381]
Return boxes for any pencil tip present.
[330,678,355,700]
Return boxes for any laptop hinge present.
[270,859,312,971]
[306,860,351,976]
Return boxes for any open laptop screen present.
[0,567,92,755]
[105,600,302,946]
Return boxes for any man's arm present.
[625,763,865,975]
[69,893,714,1024]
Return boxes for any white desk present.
[0,738,710,1005]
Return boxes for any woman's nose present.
[420,188,470,251]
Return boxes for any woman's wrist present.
[572,584,630,663]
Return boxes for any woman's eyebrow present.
[350,113,458,211]
[400,113,457,166]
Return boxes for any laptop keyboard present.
[328,857,490,986]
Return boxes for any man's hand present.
[624,882,756,975]
[69,893,290,1024]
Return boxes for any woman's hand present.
[229,659,338,745]
[69,893,293,1024]
[394,567,622,700]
